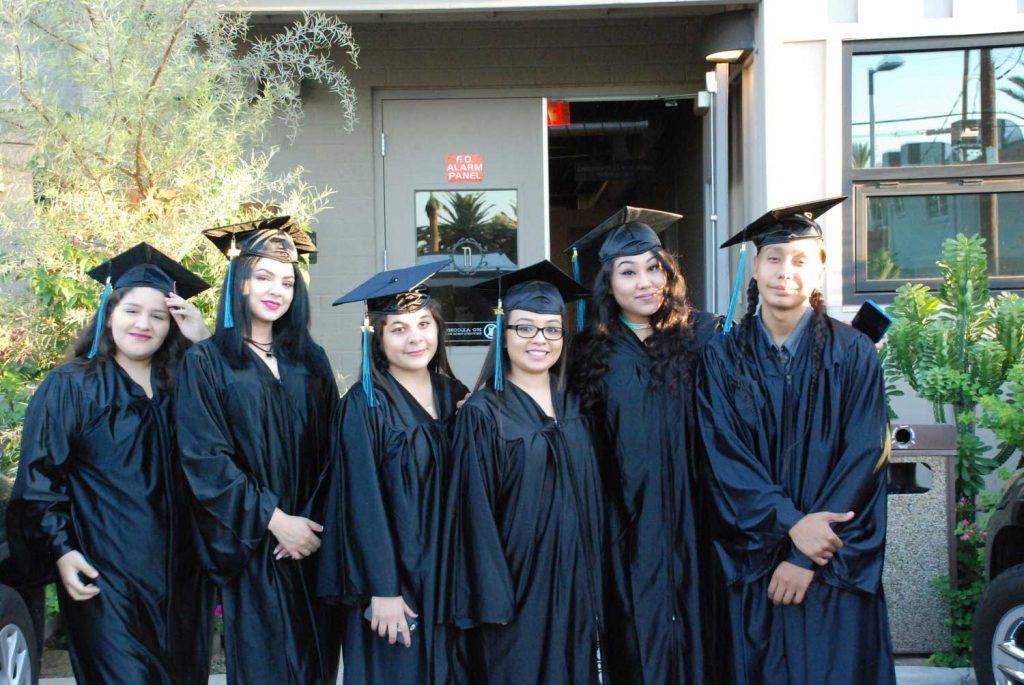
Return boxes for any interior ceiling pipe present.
[548,121,650,137]
[701,9,755,64]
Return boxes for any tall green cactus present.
[885,234,1024,500]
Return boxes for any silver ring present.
[395,624,402,632]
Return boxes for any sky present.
[851,46,1024,165]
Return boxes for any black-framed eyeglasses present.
[506,324,565,341]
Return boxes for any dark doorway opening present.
[547,98,706,314]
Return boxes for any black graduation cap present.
[202,215,316,264]
[333,260,450,407]
[719,196,846,332]
[474,260,590,315]
[719,196,846,249]
[566,206,682,264]
[333,259,450,312]
[474,260,590,391]
[86,242,210,299]
[84,242,211,359]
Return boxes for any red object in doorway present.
[547,101,571,127]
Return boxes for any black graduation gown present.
[316,371,469,684]
[175,339,340,685]
[594,312,726,685]
[696,315,896,685]
[442,378,606,685]
[7,359,212,684]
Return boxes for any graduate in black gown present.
[441,261,605,685]
[316,261,469,684]
[566,207,727,685]
[8,243,214,684]
[697,198,896,685]
[175,217,341,685]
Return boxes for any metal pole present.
[868,68,877,167]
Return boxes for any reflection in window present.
[865,191,1024,279]
[926,195,949,219]
[416,190,518,269]
[851,45,1024,169]
[413,190,519,345]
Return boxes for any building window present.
[413,189,519,346]
[856,179,1024,287]
[844,34,1024,301]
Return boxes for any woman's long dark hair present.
[70,287,191,392]
[212,254,323,373]
[361,301,454,403]
[473,312,568,392]
[568,248,695,414]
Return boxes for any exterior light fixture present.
[701,10,755,64]
[706,49,747,63]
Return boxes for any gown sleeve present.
[317,388,401,603]
[174,348,280,583]
[6,372,82,584]
[696,341,807,584]
[439,402,515,629]
[301,347,341,521]
[801,335,890,594]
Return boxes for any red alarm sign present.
[446,154,484,182]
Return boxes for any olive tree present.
[0,0,359,471]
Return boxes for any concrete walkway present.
[897,665,977,684]
[39,665,977,685]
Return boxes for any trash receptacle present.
[883,423,956,654]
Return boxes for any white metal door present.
[380,96,549,385]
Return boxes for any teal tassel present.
[493,298,504,392]
[88,277,112,359]
[362,315,376,407]
[723,243,748,333]
[223,258,235,329]
[572,247,585,333]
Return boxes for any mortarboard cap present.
[719,196,845,332]
[474,260,590,392]
[333,259,450,312]
[333,259,450,408]
[84,242,211,359]
[86,242,210,300]
[567,206,682,264]
[474,260,590,315]
[720,196,846,249]
[202,215,316,264]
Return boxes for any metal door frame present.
[373,86,726,314]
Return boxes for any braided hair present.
[805,287,829,426]
[738,262,830,429]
